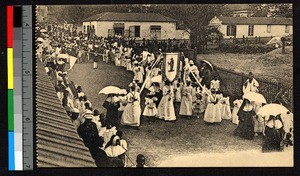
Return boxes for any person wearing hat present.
[77,110,100,150]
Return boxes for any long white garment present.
[143,97,158,117]
[157,85,176,121]
[203,94,222,123]
[220,97,232,120]
[179,85,193,116]
[243,78,259,94]
[232,99,243,125]
[121,91,141,126]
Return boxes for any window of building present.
[83,25,86,33]
[92,25,95,29]
[248,25,254,36]
[285,25,290,33]
[150,25,161,39]
[226,25,236,36]
[267,25,271,33]
[134,26,140,37]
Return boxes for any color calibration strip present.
[8,5,23,171]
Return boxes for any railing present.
[214,66,293,111]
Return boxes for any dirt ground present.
[68,60,267,167]
[197,46,293,86]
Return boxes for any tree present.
[250,3,292,17]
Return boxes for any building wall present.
[83,21,190,40]
[220,24,293,38]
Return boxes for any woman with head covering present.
[104,135,126,167]
[103,95,120,128]
[233,99,255,140]
[157,80,176,121]
[262,114,285,152]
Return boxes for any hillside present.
[197,46,293,86]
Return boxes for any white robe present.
[243,78,259,95]
[121,91,141,126]
[157,86,176,121]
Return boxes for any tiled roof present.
[83,12,177,22]
[218,16,293,25]
[36,60,96,167]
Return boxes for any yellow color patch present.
[7,48,14,89]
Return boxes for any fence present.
[214,66,293,111]
[222,36,273,44]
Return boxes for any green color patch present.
[8,89,14,131]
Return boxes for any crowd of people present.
[37,23,294,167]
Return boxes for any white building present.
[82,12,190,41]
[209,16,293,39]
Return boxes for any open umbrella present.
[200,60,214,70]
[243,92,267,104]
[99,86,123,95]
[257,104,289,118]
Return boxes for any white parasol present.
[99,86,123,95]
[257,104,289,118]
[243,92,267,104]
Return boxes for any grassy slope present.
[197,46,293,86]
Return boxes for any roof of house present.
[83,12,177,22]
[36,60,96,167]
[218,16,293,25]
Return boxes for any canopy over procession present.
[36,7,293,167]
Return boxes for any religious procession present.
[36,4,294,167]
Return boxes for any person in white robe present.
[242,72,259,95]
[143,96,158,119]
[220,97,232,120]
[232,99,243,125]
[179,82,193,118]
[157,80,176,121]
[204,90,222,123]
[121,86,141,127]
[136,64,144,84]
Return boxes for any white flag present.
[69,56,78,70]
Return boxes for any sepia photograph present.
[35,4,294,167]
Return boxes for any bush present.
[219,42,276,54]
